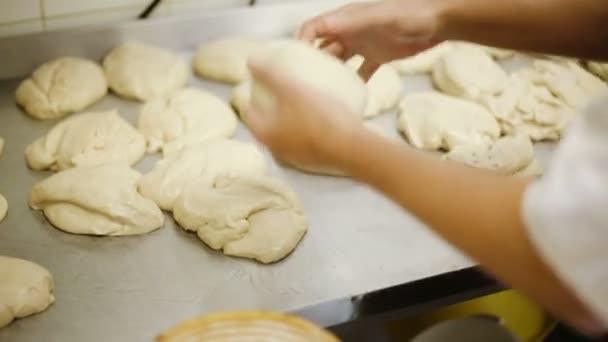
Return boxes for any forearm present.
[335,128,597,330]
[434,0,608,60]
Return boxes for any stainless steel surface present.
[0,3,546,342]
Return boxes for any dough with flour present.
[138,139,266,211]
[25,110,145,171]
[0,256,54,328]
[173,176,307,264]
[103,42,189,101]
[433,45,507,100]
[347,55,402,118]
[0,194,6,223]
[29,164,163,236]
[194,38,265,85]
[138,88,238,153]
[16,57,107,120]
[398,92,500,151]
[391,42,454,74]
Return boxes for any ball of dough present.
[194,38,265,85]
[29,164,164,236]
[174,176,307,264]
[587,61,608,80]
[249,39,368,118]
[138,88,238,153]
[138,139,267,211]
[230,80,251,115]
[398,92,501,151]
[432,45,507,100]
[103,42,189,101]
[391,42,454,75]
[0,194,7,223]
[16,57,107,120]
[0,256,54,328]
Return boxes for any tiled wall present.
[0,0,316,38]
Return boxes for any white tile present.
[45,7,141,31]
[0,0,40,24]
[169,0,250,14]
[43,0,149,17]
[0,19,43,38]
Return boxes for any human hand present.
[298,0,444,79]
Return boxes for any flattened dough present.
[433,45,507,100]
[230,80,251,115]
[25,110,145,171]
[194,38,265,84]
[138,139,266,211]
[174,176,307,264]
[347,56,402,118]
[16,57,107,120]
[0,194,6,223]
[29,164,163,236]
[138,88,238,153]
[0,256,54,328]
[398,92,500,151]
[587,62,608,80]
[391,42,454,74]
[103,42,189,101]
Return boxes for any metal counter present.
[0,3,537,341]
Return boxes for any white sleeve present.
[523,95,608,329]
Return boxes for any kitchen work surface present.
[0,2,553,341]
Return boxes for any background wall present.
[0,0,315,38]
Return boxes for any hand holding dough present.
[230,80,251,115]
[194,38,265,85]
[29,164,164,236]
[25,110,145,171]
[174,176,307,264]
[0,256,54,328]
[391,42,454,74]
[587,62,608,80]
[16,57,107,120]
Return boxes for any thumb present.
[358,59,380,81]
[242,104,273,145]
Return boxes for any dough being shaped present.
[455,42,515,60]
[29,164,163,236]
[398,92,500,151]
[15,57,107,120]
[25,110,145,171]
[173,176,307,264]
[433,45,507,100]
[0,256,54,328]
[138,88,238,153]
[347,56,402,118]
[230,80,251,115]
[138,139,266,211]
[445,134,539,176]
[0,194,6,223]
[391,42,454,74]
[250,39,368,118]
[587,62,608,80]
[481,73,575,142]
[103,42,189,101]
[194,38,265,85]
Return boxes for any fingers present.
[242,105,271,146]
[298,3,367,42]
[358,59,380,81]
[247,56,291,98]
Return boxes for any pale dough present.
[0,194,6,222]
[391,42,454,74]
[230,80,251,115]
[29,163,163,236]
[587,62,608,80]
[398,92,500,151]
[194,37,265,85]
[15,57,107,120]
[456,42,516,60]
[432,45,507,100]
[103,42,189,101]
[173,176,307,264]
[347,55,402,118]
[0,256,54,328]
[445,134,541,176]
[138,139,266,211]
[25,110,145,171]
[0,137,4,157]
[250,39,368,118]
[138,88,238,153]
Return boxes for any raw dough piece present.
[25,110,145,171]
[173,176,307,264]
[455,42,515,60]
[0,256,54,328]
[398,92,500,151]
[250,39,367,118]
[15,57,107,120]
[514,158,544,178]
[587,62,608,80]
[0,137,4,157]
[445,134,539,176]
[391,42,454,74]
[194,38,265,84]
[433,45,507,100]
[138,88,238,153]
[0,194,6,222]
[138,139,266,211]
[29,164,163,236]
[230,80,251,115]
[103,42,189,101]
[347,56,402,118]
